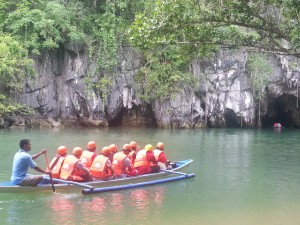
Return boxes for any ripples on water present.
[1,128,300,224]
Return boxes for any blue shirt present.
[11,150,37,185]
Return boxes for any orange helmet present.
[72,147,83,158]
[144,144,153,151]
[102,146,111,155]
[156,142,164,150]
[87,141,96,150]
[130,141,137,148]
[57,146,67,156]
[122,144,132,151]
[109,144,117,153]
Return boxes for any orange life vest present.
[112,152,128,176]
[128,151,134,160]
[153,149,163,161]
[80,150,95,169]
[134,149,150,168]
[60,155,83,181]
[90,155,111,179]
[49,156,65,179]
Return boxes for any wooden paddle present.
[44,152,56,192]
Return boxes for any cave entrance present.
[224,108,240,128]
[108,108,125,127]
[262,94,300,128]
[108,104,158,128]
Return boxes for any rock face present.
[8,45,300,128]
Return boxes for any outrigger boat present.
[0,159,195,194]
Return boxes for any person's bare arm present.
[34,166,51,175]
[32,149,47,160]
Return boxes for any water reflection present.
[49,194,76,225]
[40,186,166,224]
[111,193,124,212]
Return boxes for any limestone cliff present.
[6,45,300,128]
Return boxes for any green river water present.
[0,127,300,225]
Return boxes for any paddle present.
[160,169,189,176]
[44,152,55,192]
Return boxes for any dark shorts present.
[19,175,44,186]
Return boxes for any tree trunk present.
[297,71,299,108]
[258,100,261,127]
[205,84,208,127]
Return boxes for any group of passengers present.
[11,139,170,186]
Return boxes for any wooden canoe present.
[0,159,195,194]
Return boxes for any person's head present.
[122,144,132,155]
[156,142,164,151]
[101,146,111,157]
[130,141,138,151]
[87,141,96,152]
[19,139,31,151]
[109,144,117,153]
[144,144,153,152]
[57,146,67,156]
[73,147,83,159]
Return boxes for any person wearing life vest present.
[80,141,97,170]
[90,146,114,181]
[112,144,138,179]
[128,141,139,164]
[153,142,170,169]
[49,146,68,179]
[134,144,160,175]
[60,147,91,182]
[109,144,118,162]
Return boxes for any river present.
[0,127,300,225]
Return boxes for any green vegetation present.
[0,94,33,116]
[1,0,300,118]
[0,0,145,115]
[130,0,300,101]
[247,54,272,101]
[246,53,273,126]
[130,0,300,57]
[0,34,32,92]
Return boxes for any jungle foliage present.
[130,0,300,56]
[1,0,300,115]
[130,0,300,100]
[0,0,145,114]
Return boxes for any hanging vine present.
[246,53,273,126]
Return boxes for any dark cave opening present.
[108,108,125,127]
[262,94,299,128]
[224,108,240,128]
[108,104,158,128]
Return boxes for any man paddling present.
[11,139,51,186]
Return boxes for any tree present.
[130,0,300,57]
[0,0,146,116]
[0,34,32,92]
[0,33,33,116]
[129,0,300,121]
